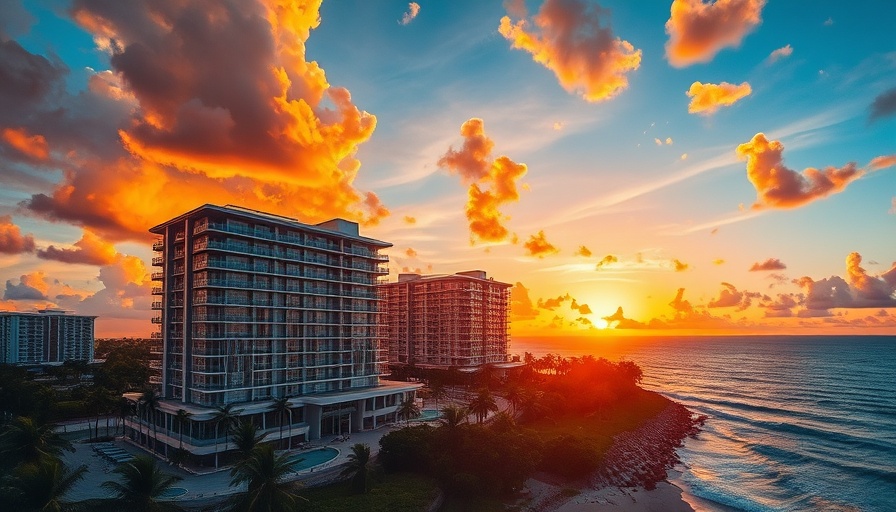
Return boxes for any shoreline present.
[523,393,706,512]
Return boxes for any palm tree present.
[503,382,525,415]
[173,409,192,451]
[397,398,420,426]
[439,405,468,430]
[211,404,242,468]
[231,420,267,461]
[100,454,184,512]
[339,443,371,494]
[4,459,86,512]
[139,390,161,453]
[269,397,291,450]
[228,444,302,512]
[467,388,498,424]
[0,416,74,468]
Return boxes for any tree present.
[439,405,467,430]
[503,382,524,415]
[340,443,371,494]
[268,397,291,450]
[211,404,242,468]
[3,459,86,512]
[231,420,267,461]
[139,390,161,453]
[467,389,498,424]
[173,409,192,451]
[100,454,184,512]
[228,444,302,512]
[0,416,74,469]
[397,398,420,426]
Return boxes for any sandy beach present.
[517,399,704,512]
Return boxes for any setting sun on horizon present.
[1,0,894,338]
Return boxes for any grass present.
[524,388,671,457]
[299,472,439,512]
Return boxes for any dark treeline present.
[380,355,647,503]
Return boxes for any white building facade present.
[0,310,95,364]
[134,204,418,462]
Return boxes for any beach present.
[518,396,703,512]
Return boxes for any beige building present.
[380,271,511,368]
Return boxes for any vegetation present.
[269,397,292,450]
[228,443,303,512]
[231,420,267,459]
[297,472,438,512]
[339,443,371,494]
[1,458,86,512]
[212,403,242,468]
[99,454,184,512]
[396,398,420,426]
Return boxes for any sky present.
[0,0,894,338]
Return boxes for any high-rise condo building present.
[0,310,95,364]
[135,204,419,463]
[380,271,511,368]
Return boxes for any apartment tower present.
[0,310,95,364]
[380,271,511,368]
[138,204,418,462]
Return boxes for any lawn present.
[299,472,440,512]
[523,388,671,457]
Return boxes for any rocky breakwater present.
[594,401,706,490]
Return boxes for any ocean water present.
[511,335,896,512]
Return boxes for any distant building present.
[0,310,96,364]
[134,204,419,463]
[380,271,512,368]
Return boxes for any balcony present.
[151,301,162,310]
[150,332,162,339]
[151,272,164,280]
[151,316,162,324]
[151,287,164,295]
[152,239,164,251]
[151,256,164,266]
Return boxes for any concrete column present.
[307,404,322,440]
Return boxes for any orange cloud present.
[0,216,36,254]
[736,133,862,209]
[524,230,559,258]
[400,2,420,25]
[596,254,618,269]
[3,272,50,301]
[511,282,540,321]
[405,248,418,258]
[708,282,760,310]
[498,0,641,102]
[575,245,592,257]
[713,258,725,265]
[37,229,120,265]
[570,299,592,315]
[686,81,751,115]
[869,154,896,170]
[439,118,528,243]
[749,258,786,271]
[403,215,417,224]
[672,259,689,272]
[1,127,49,161]
[665,0,765,67]
[24,0,388,240]
[768,44,793,62]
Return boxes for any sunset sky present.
[1,0,894,337]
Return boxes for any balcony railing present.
[151,272,164,280]
[152,240,164,251]
[151,301,162,310]
[151,287,163,295]
[151,257,164,266]
[151,316,162,324]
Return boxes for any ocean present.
[510,335,896,512]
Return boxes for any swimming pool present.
[159,487,188,498]
[414,409,443,421]
[289,447,339,471]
